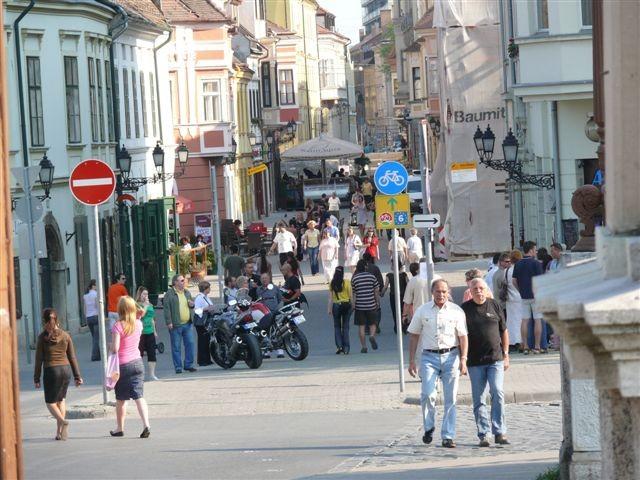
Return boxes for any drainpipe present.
[13,0,38,348]
[14,0,36,169]
[153,29,173,197]
[551,101,563,243]
[301,3,312,138]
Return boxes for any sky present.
[318,0,363,44]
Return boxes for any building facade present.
[316,7,357,143]
[503,0,595,248]
[6,0,168,334]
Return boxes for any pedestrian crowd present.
[36,180,562,452]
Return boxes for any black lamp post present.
[226,137,237,165]
[38,154,55,199]
[502,128,519,171]
[249,132,257,147]
[117,145,132,179]
[481,125,496,161]
[472,125,555,189]
[176,141,189,171]
[152,142,165,173]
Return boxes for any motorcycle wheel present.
[210,333,237,369]
[241,333,263,369]
[283,329,309,361]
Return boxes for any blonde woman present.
[110,296,150,438]
[135,287,159,381]
[344,227,362,272]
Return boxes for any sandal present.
[532,349,540,355]
[60,421,69,441]
[523,349,531,355]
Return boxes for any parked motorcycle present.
[206,300,263,369]
[238,290,309,361]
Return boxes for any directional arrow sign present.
[413,213,440,229]
[387,197,398,211]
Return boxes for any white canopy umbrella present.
[281,133,362,160]
[281,133,363,181]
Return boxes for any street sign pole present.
[210,165,224,301]
[69,159,117,405]
[93,206,109,405]
[419,121,435,302]
[392,228,405,393]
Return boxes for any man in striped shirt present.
[351,259,381,353]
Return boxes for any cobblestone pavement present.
[328,402,562,475]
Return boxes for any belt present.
[424,346,457,354]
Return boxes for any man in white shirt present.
[270,223,297,265]
[387,230,408,265]
[484,253,501,295]
[408,279,468,449]
[406,229,424,264]
[328,192,341,220]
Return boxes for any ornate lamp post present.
[38,154,55,199]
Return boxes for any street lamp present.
[152,142,165,173]
[249,132,257,146]
[473,125,484,158]
[176,141,189,171]
[117,145,132,179]
[481,125,495,161]
[38,154,55,199]
[226,137,237,165]
[502,128,519,171]
[266,134,273,146]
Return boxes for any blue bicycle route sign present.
[374,161,409,196]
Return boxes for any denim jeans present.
[86,315,100,360]
[332,303,351,350]
[169,322,195,371]
[419,349,460,440]
[468,361,506,438]
[307,247,319,275]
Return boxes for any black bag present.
[498,267,510,303]
[193,294,210,327]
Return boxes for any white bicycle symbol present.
[378,170,406,187]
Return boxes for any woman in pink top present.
[110,296,150,438]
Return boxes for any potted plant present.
[189,262,207,283]
[206,249,217,275]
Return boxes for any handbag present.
[105,353,120,391]
[498,267,510,303]
[193,293,210,327]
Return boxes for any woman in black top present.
[381,264,409,334]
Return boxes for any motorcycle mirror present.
[267,284,274,290]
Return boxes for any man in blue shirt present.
[512,241,544,353]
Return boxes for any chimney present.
[380,8,392,27]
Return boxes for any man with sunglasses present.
[107,273,128,331]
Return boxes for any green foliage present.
[378,24,396,75]
[207,249,217,274]
[535,466,559,480]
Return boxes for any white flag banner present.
[433,0,510,255]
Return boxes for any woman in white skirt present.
[505,250,523,351]
[319,230,340,283]
[344,227,362,273]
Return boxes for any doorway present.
[40,215,68,329]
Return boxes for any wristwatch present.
[503,351,509,356]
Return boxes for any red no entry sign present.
[69,159,116,206]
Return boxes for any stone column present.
[537,3,640,478]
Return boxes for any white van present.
[407,174,423,213]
